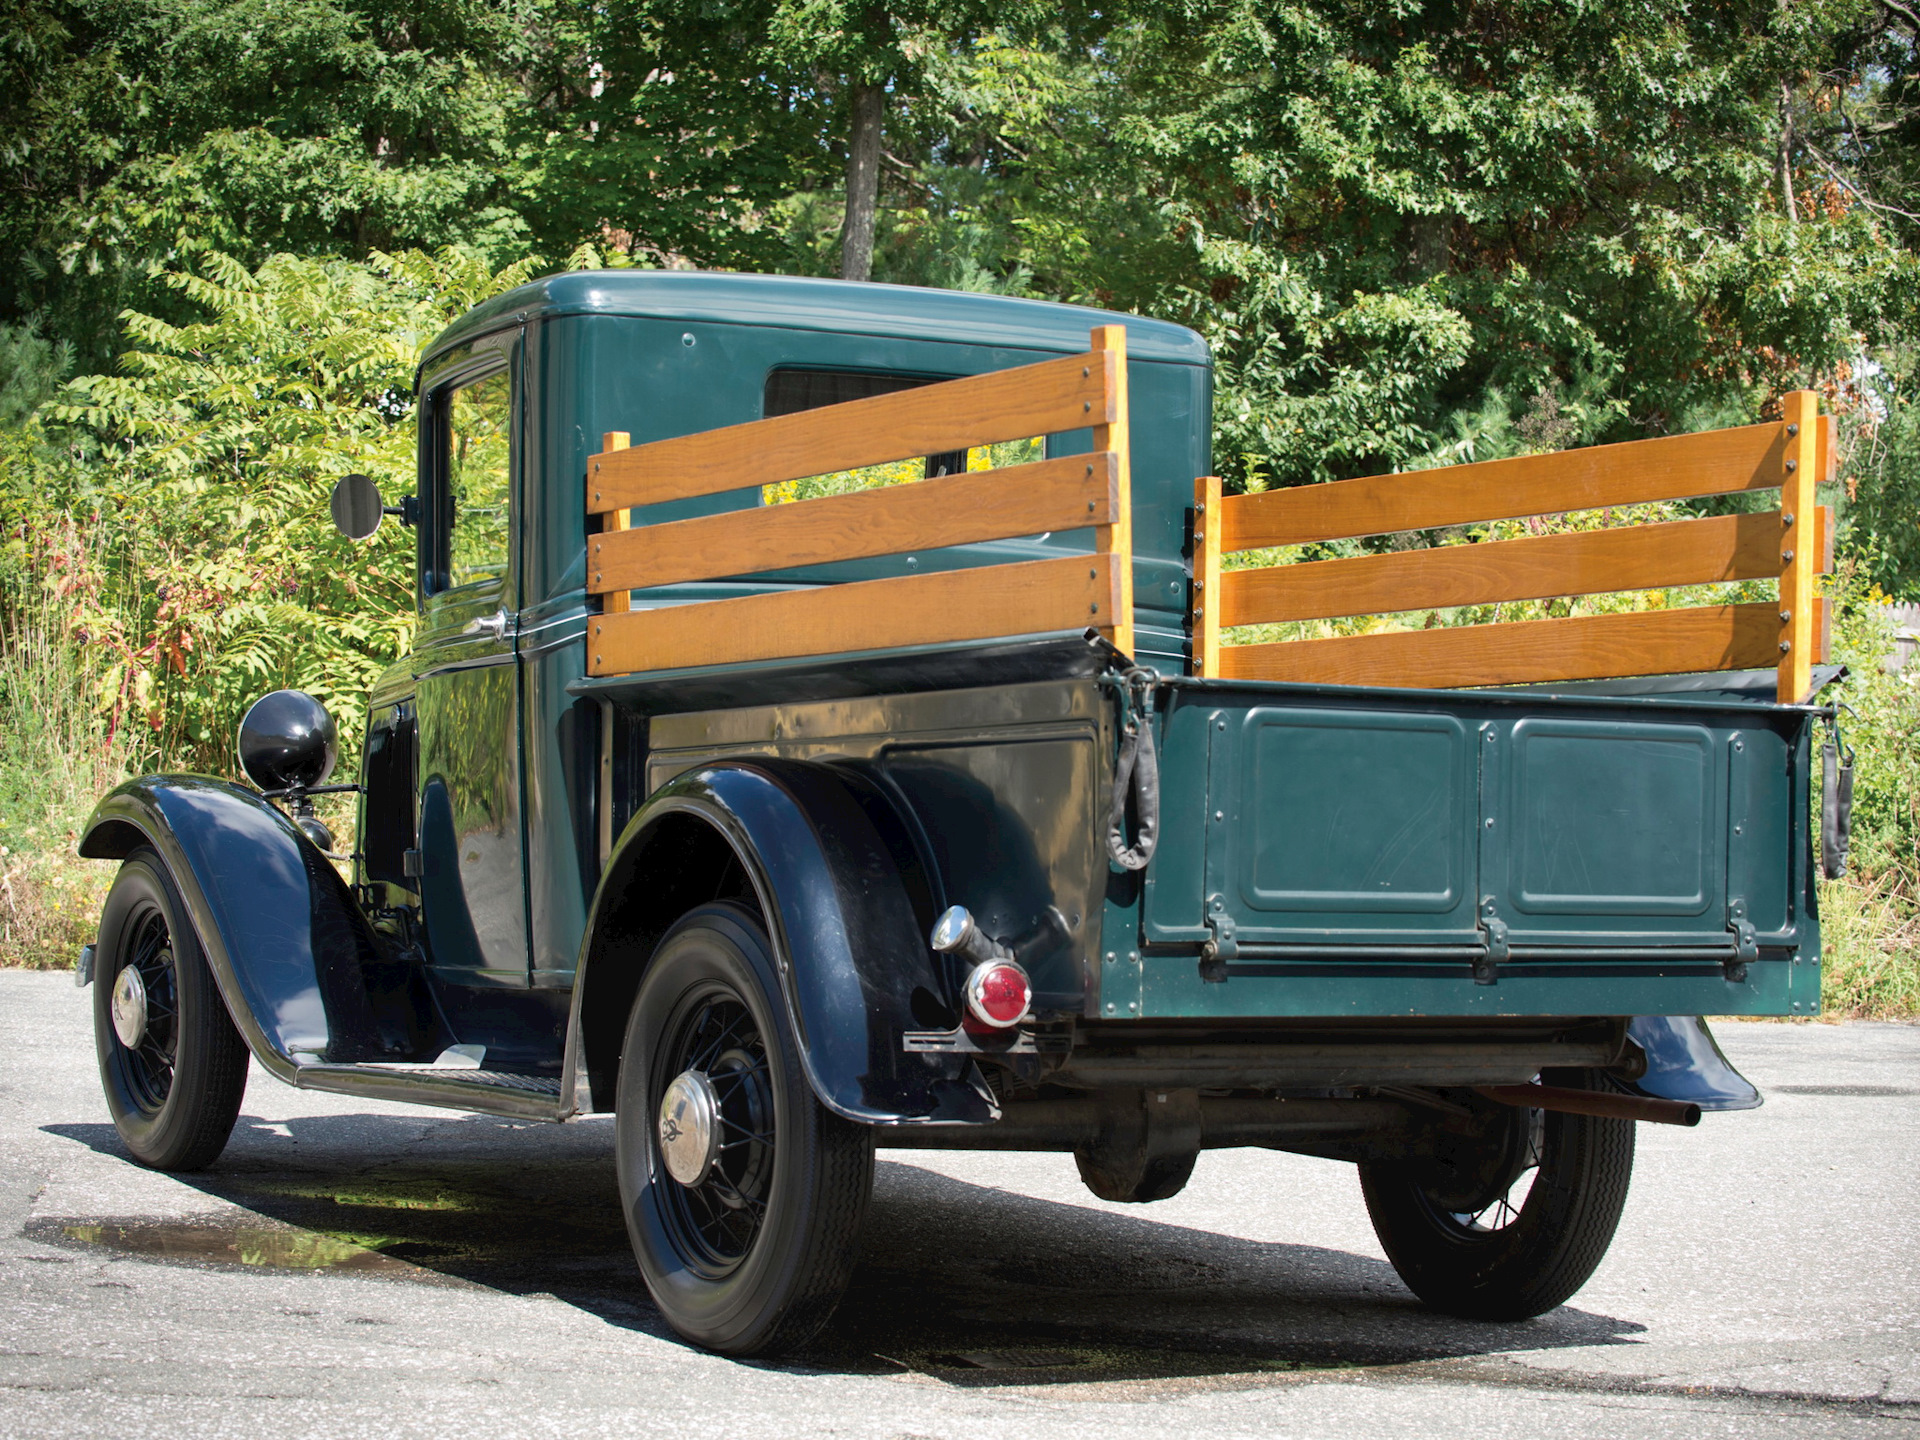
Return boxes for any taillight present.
[930,905,1033,1032]
[963,960,1032,1030]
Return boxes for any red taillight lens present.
[963,960,1031,1030]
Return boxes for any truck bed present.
[633,659,1820,1027]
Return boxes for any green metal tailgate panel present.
[1132,680,1818,1018]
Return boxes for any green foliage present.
[1817,569,1919,1016]
[0,325,72,428]
[1840,346,1920,598]
[15,245,546,771]
[1826,571,1919,887]
[4,2,1920,997]
[0,585,133,966]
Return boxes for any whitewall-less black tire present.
[1359,1076,1635,1320]
[92,848,249,1171]
[614,903,873,1356]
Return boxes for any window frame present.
[418,334,519,606]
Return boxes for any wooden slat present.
[1219,422,1792,551]
[1090,325,1133,655]
[1217,601,1827,690]
[588,452,1118,594]
[1779,391,1821,703]
[1221,511,1792,627]
[1193,476,1223,678]
[597,432,631,614]
[588,555,1118,676]
[587,350,1114,514]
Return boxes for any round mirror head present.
[237,689,338,792]
[330,473,384,540]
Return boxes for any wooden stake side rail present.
[1220,414,1835,550]
[584,326,1133,676]
[1217,601,1829,691]
[1219,506,1835,627]
[1193,391,1836,702]
[589,555,1120,677]
[591,452,1118,594]
[587,349,1116,514]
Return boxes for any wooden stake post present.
[1090,325,1133,657]
[595,431,631,615]
[1778,390,1822,703]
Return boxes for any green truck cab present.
[78,271,1842,1356]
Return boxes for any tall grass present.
[0,595,136,966]
[1820,873,1920,1018]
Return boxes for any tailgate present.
[1139,680,1818,1017]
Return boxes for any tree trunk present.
[1779,78,1798,222]
[1405,212,1451,280]
[840,81,884,281]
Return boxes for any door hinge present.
[402,848,424,879]
[1199,895,1236,983]
[1475,899,1508,985]
[1725,898,1757,982]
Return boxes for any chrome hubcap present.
[111,963,151,1048]
[658,1069,721,1187]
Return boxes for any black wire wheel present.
[615,903,873,1356]
[1359,1073,1635,1321]
[93,848,249,1171]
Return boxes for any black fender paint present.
[80,777,439,1075]
[1626,1015,1763,1111]
[571,759,998,1126]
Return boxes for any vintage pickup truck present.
[78,271,1848,1356]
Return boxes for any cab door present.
[411,331,530,987]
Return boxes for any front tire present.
[615,903,873,1356]
[1359,1078,1635,1320]
[92,848,249,1171]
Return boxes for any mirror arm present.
[383,495,421,528]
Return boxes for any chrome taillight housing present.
[962,959,1032,1030]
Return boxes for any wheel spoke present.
[650,983,778,1273]
[715,1114,772,1143]
[707,1172,766,1216]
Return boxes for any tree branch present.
[1803,146,1920,223]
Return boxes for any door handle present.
[463,610,512,641]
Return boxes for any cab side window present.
[441,368,512,591]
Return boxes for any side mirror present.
[330,474,417,539]
[330,473,386,540]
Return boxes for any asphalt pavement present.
[2,968,1916,1438]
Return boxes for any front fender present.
[575,759,996,1126]
[81,777,433,1076]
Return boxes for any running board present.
[291,1062,573,1121]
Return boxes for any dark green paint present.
[351,272,1818,1036]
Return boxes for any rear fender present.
[80,777,441,1076]
[571,758,996,1126]
[1626,1015,1762,1111]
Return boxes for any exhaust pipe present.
[1475,1083,1701,1127]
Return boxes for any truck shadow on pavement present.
[37,1110,1644,1383]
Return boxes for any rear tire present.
[615,903,872,1356]
[1359,1078,1634,1320]
[92,848,249,1171]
